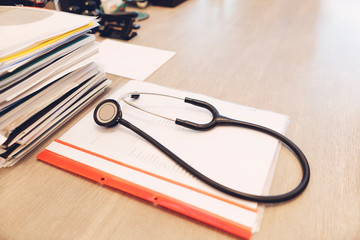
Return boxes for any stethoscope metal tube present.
[94,93,310,204]
[119,92,183,122]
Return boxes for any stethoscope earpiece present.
[94,99,122,128]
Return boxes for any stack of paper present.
[0,6,111,167]
[38,80,290,239]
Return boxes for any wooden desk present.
[1,1,360,239]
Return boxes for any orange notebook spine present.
[37,149,252,240]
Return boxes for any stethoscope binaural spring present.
[93,92,310,204]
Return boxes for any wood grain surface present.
[1,0,360,239]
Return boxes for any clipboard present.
[37,80,290,239]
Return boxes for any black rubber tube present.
[119,115,310,204]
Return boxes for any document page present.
[97,39,176,80]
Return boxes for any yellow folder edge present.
[0,22,96,64]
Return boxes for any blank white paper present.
[97,39,176,81]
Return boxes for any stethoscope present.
[93,92,310,204]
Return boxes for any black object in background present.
[59,0,101,13]
[0,0,48,7]
[0,0,15,5]
[98,11,138,40]
[152,0,185,7]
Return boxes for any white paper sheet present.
[97,39,176,81]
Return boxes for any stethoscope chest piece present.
[94,99,122,127]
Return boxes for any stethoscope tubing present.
[119,115,310,204]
